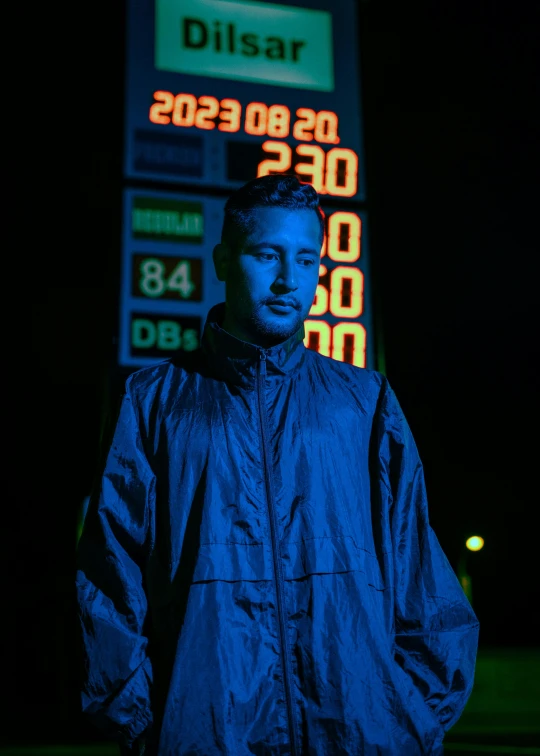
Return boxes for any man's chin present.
[257,319,302,345]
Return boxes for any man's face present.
[213,207,322,348]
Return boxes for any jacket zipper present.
[257,349,299,756]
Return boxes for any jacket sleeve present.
[376,377,480,737]
[75,379,155,749]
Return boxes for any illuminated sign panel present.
[121,0,375,370]
[156,0,334,91]
[131,254,203,300]
[133,130,204,177]
[124,0,366,199]
[132,196,204,241]
[130,312,201,359]
[120,189,225,366]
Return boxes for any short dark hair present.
[221,174,326,255]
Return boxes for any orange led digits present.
[295,145,326,193]
[305,211,366,366]
[327,212,361,263]
[294,109,340,144]
[304,321,332,357]
[218,99,241,132]
[257,142,359,197]
[149,91,174,124]
[314,111,340,144]
[330,267,364,318]
[257,141,292,177]
[332,323,366,366]
[172,93,197,127]
[245,102,269,136]
[293,108,316,141]
[310,279,329,316]
[323,149,358,197]
[148,91,341,145]
[267,105,290,138]
[194,96,220,130]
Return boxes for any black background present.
[19,0,540,746]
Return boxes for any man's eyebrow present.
[247,242,319,257]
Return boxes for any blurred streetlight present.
[466,536,484,552]
[458,535,485,605]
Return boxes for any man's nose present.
[275,259,298,289]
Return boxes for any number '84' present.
[139,258,195,299]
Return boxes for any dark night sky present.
[18,0,540,745]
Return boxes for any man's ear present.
[213,243,230,282]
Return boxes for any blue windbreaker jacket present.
[76,302,479,755]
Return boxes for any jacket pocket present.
[280,534,386,590]
[187,536,387,589]
[390,643,445,751]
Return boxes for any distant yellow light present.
[466,536,485,552]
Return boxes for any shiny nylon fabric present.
[76,302,479,755]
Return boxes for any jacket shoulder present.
[123,350,202,409]
[305,349,387,410]
[306,348,384,387]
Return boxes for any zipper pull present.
[259,349,267,376]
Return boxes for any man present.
[76,174,479,755]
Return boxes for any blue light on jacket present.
[76,302,479,755]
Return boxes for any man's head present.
[213,174,325,349]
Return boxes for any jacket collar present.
[201,302,307,389]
